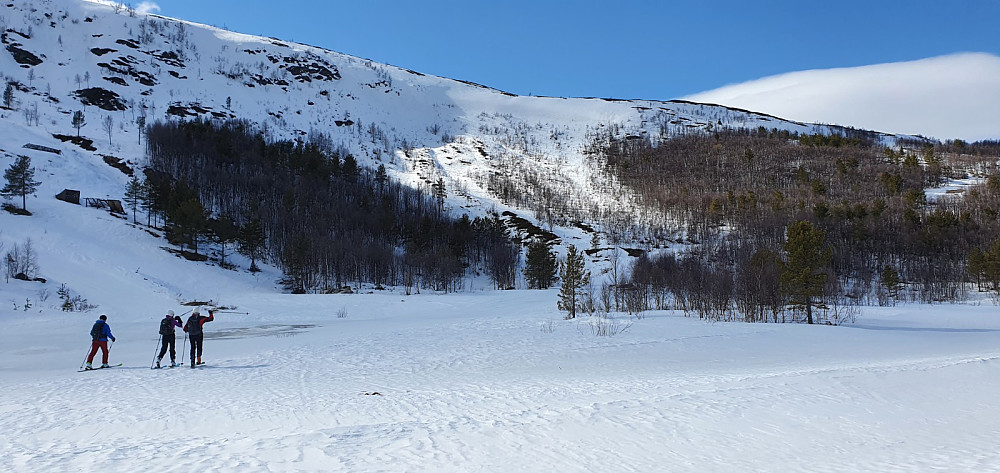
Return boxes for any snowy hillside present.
[0,0,909,235]
[1,0,931,298]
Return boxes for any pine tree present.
[557,244,590,319]
[434,177,446,211]
[3,82,13,109]
[208,216,239,268]
[171,197,207,255]
[342,154,358,180]
[238,217,266,272]
[780,221,831,324]
[281,234,312,293]
[524,241,557,289]
[124,176,145,224]
[375,164,387,186]
[2,155,40,212]
[880,265,902,303]
[139,178,155,227]
[72,110,86,137]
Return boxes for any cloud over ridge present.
[685,53,1000,142]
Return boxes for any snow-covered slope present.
[0,0,908,233]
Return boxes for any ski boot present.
[85,362,93,370]
[155,358,161,369]
[101,363,110,368]
[169,360,177,368]
[197,356,204,365]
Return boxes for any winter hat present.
[167,310,175,316]
[193,308,200,315]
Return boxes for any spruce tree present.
[880,265,902,303]
[124,176,144,224]
[375,164,387,186]
[208,216,240,267]
[524,241,557,289]
[72,110,86,137]
[780,221,831,324]
[238,217,266,272]
[3,82,13,109]
[171,197,207,255]
[2,155,40,212]
[342,154,358,180]
[557,244,590,319]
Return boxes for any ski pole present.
[213,311,248,314]
[181,332,187,365]
[79,343,93,370]
[150,334,162,369]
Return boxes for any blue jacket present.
[92,319,115,342]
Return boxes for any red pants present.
[87,341,109,364]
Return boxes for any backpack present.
[185,315,202,336]
[90,320,104,340]
[159,317,173,336]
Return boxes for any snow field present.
[3,291,1000,472]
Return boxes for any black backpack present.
[90,320,104,340]
[159,317,173,335]
[185,315,202,336]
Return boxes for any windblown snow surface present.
[4,270,1000,472]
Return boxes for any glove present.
[111,337,116,342]
[175,316,182,323]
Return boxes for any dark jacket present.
[160,315,182,336]
[183,312,214,336]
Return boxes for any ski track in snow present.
[3,296,1000,472]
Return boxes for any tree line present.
[144,119,520,293]
[594,127,1000,322]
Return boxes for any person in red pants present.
[86,314,116,369]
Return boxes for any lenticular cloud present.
[685,52,1000,142]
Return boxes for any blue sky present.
[147,0,999,101]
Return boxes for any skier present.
[155,309,183,368]
[183,308,214,368]
[85,314,116,370]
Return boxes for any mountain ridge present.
[0,0,931,303]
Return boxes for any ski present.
[78,363,122,372]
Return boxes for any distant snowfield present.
[3,290,1000,472]
[686,53,1000,142]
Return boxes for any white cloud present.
[684,53,1000,142]
[136,1,161,14]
